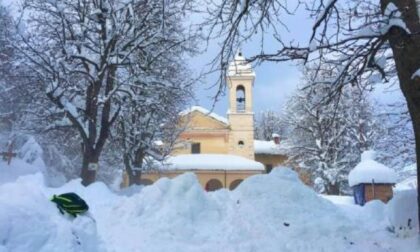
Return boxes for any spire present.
[227,50,255,77]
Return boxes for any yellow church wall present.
[228,131,254,160]
[227,114,254,130]
[172,110,230,155]
[138,169,263,190]
[172,133,229,155]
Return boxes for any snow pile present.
[1,161,420,251]
[68,168,381,251]
[386,189,419,237]
[18,136,46,169]
[0,174,100,252]
[180,106,229,125]
[164,154,264,171]
[0,159,41,184]
[321,195,354,205]
[348,151,397,187]
[254,140,288,155]
[0,136,48,184]
[395,176,417,191]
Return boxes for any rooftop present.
[163,154,265,171]
[179,106,229,125]
[348,151,397,187]
[254,140,289,155]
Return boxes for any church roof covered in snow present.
[348,151,397,187]
[254,140,288,155]
[179,106,229,125]
[163,154,264,171]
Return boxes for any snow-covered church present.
[128,52,290,191]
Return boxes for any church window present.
[205,179,223,191]
[238,140,245,148]
[229,179,243,190]
[191,143,201,154]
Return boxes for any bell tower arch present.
[227,51,255,159]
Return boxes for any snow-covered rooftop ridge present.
[254,140,288,155]
[227,51,255,77]
[348,150,397,187]
[179,106,229,125]
[163,154,264,171]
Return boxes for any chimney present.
[272,133,280,145]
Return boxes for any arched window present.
[236,85,245,112]
[229,179,243,190]
[205,179,223,191]
[238,140,245,148]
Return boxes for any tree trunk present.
[123,151,145,186]
[130,151,145,186]
[326,182,340,195]
[81,147,99,186]
[127,170,142,186]
[381,0,420,232]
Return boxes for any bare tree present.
[375,102,416,174]
[111,0,196,186]
[206,0,420,230]
[16,0,195,185]
[254,110,285,141]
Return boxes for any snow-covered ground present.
[0,159,419,252]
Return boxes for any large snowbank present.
[348,151,397,187]
[164,154,265,171]
[0,174,100,252]
[387,189,419,238]
[1,159,419,251]
[321,195,354,205]
[395,176,417,191]
[0,159,40,184]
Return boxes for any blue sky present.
[187,5,406,117]
[188,5,312,116]
[2,0,405,116]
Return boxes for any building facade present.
[132,52,288,191]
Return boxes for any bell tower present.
[227,51,255,160]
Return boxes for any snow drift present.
[0,161,419,251]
